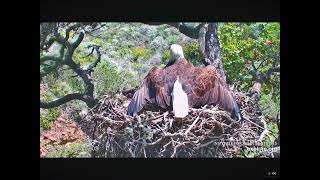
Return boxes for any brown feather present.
[127,58,240,119]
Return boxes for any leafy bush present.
[239,148,257,158]
[131,61,143,71]
[72,47,97,66]
[263,122,279,148]
[132,47,152,61]
[40,107,61,129]
[162,49,171,63]
[93,60,123,96]
[93,60,138,97]
[162,42,203,66]
[259,93,280,120]
[218,22,280,94]
[47,142,91,158]
[183,42,203,66]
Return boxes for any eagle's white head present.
[170,44,184,60]
[172,76,189,118]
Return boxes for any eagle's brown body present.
[127,58,241,120]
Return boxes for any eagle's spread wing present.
[182,65,234,112]
[127,77,149,116]
[127,67,171,116]
[148,67,172,109]
[127,55,242,121]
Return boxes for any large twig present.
[184,116,200,135]
[40,93,90,108]
[258,117,269,142]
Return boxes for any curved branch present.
[178,23,204,39]
[64,32,84,62]
[85,45,102,73]
[144,22,203,39]
[40,93,84,108]
[40,23,98,109]
[40,93,96,108]
[71,31,84,49]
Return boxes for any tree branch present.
[64,23,82,42]
[177,23,204,39]
[64,31,84,62]
[144,22,204,39]
[85,45,102,73]
[40,23,98,109]
[40,93,95,109]
[198,23,208,65]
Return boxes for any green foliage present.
[132,47,152,61]
[47,142,91,158]
[239,148,257,158]
[259,93,280,120]
[42,69,85,111]
[92,38,105,46]
[131,61,143,71]
[166,35,179,45]
[183,42,203,66]
[40,107,61,129]
[40,50,44,58]
[162,42,203,66]
[155,25,180,39]
[93,60,138,97]
[162,49,171,63]
[262,122,279,148]
[159,64,166,69]
[117,47,132,58]
[93,60,122,96]
[50,81,72,97]
[73,47,96,66]
[218,22,280,91]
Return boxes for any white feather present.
[172,77,189,118]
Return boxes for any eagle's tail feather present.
[230,96,243,122]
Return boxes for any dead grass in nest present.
[78,90,275,158]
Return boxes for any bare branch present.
[64,31,84,63]
[85,45,102,73]
[40,93,95,108]
[144,22,204,39]
[258,117,269,142]
[83,47,95,58]
[40,23,99,109]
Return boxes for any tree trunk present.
[203,23,226,81]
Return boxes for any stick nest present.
[81,89,271,158]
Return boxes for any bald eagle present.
[127,44,242,121]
